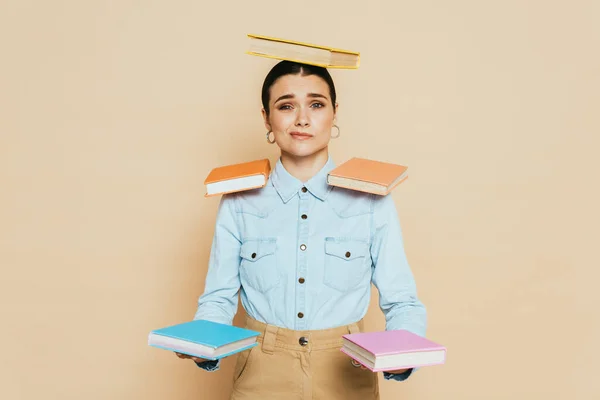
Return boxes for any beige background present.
[1,1,598,399]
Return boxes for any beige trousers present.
[230,315,379,400]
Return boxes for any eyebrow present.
[274,93,328,104]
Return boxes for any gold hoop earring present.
[331,125,340,139]
[266,131,276,144]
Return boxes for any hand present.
[174,352,209,364]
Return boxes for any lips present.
[290,132,313,139]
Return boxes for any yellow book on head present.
[246,34,360,69]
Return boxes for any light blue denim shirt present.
[193,156,427,381]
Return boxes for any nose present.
[295,107,310,127]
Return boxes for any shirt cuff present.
[195,359,220,372]
[383,368,414,381]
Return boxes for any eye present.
[278,104,293,110]
[311,102,325,108]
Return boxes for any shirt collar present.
[271,156,336,203]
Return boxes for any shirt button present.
[300,244,307,251]
[301,214,307,220]
[298,277,305,284]
[345,251,351,258]
[251,253,257,259]
[297,312,304,318]
[301,187,308,193]
[299,336,309,346]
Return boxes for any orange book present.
[204,159,271,197]
[327,158,408,196]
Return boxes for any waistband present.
[244,315,363,353]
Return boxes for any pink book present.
[340,330,446,372]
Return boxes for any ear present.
[261,108,272,131]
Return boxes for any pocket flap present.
[324,239,369,260]
[240,239,277,261]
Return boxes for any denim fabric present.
[193,156,427,382]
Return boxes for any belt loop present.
[348,320,361,334]
[262,324,278,354]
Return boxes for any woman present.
[177,60,427,400]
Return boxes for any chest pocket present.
[239,239,280,293]
[323,238,371,292]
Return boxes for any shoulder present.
[222,183,280,218]
[327,186,375,217]
[329,187,400,216]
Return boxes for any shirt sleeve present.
[370,193,427,338]
[193,194,242,326]
[383,368,414,381]
[195,359,220,372]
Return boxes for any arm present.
[193,194,243,371]
[370,194,427,381]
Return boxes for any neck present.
[280,147,329,183]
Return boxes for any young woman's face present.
[263,74,337,158]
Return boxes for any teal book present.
[148,319,260,360]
